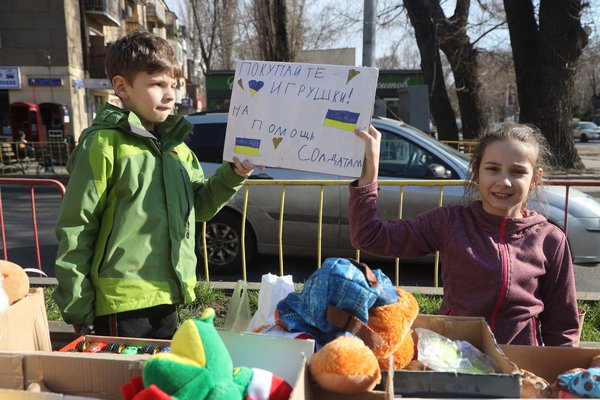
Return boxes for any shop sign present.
[28,78,64,87]
[0,67,22,89]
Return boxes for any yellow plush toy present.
[0,260,29,305]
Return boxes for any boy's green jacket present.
[53,103,245,326]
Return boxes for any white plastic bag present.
[222,280,252,332]
[247,273,295,332]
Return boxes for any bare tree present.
[403,0,459,141]
[187,0,238,73]
[251,0,304,61]
[426,0,486,139]
[504,0,588,169]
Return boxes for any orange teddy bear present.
[0,260,30,307]
[309,288,419,394]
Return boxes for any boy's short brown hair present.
[105,31,181,83]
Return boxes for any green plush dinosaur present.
[141,308,292,400]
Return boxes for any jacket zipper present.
[180,169,191,239]
[489,217,509,332]
[530,316,540,346]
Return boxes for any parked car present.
[572,121,600,142]
[185,113,600,274]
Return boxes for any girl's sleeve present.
[191,159,245,222]
[538,233,580,346]
[348,181,449,258]
[53,138,113,326]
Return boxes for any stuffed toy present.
[367,287,419,370]
[308,288,419,394]
[0,260,29,306]
[556,367,600,398]
[121,308,293,400]
[275,258,420,394]
[309,336,380,394]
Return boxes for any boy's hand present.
[356,125,381,186]
[231,157,265,178]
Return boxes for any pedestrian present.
[16,130,34,159]
[53,31,260,339]
[348,123,580,346]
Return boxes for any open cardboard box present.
[500,344,600,383]
[1,330,315,399]
[0,288,52,352]
[381,314,521,398]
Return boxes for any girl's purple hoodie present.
[349,181,580,346]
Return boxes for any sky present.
[163,0,599,67]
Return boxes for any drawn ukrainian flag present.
[234,137,261,156]
[323,109,360,132]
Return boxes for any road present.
[1,143,599,292]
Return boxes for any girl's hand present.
[355,125,381,186]
[231,157,265,178]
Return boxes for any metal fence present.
[0,141,70,175]
[0,177,598,288]
[198,178,600,288]
[0,178,66,273]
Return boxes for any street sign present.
[28,78,63,87]
[0,67,21,89]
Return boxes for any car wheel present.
[580,134,588,143]
[196,209,256,275]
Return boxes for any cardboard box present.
[0,351,145,400]
[381,314,521,398]
[2,330,315,399]
[500,344,600,382]
[0,288,52,352]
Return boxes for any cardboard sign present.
[223,60,379,177]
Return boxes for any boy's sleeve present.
[53,137,113,326]
[192,161,245,222]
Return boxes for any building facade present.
[0,0,194,144]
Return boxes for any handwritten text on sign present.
[223,61,379,177]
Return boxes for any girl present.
[349,123,580,346]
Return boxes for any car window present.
[580,122,599,129]
[185,122,226,163]
[378,129,450,178]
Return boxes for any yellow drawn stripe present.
[323,118,357,132]
[234,145,260,156]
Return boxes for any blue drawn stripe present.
[325,109,360,124]
[235,137,261,149]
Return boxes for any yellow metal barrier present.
[440,140,479,155]
[200,179,467,287]
[0,141,71,174]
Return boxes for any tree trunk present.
[253,0,293,62]
[428,0,486,140]
[403,0,459,141]
[504,0,588,169]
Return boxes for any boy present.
[53,31,257,339]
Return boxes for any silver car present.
[186,113,600,273]
[572,121,600,142]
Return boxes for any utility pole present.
[362,0,376,67]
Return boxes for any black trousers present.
[93,304,178,339]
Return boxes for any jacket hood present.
[68,103,193,173]
[79,103,192,146]
[469,201,548,237]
